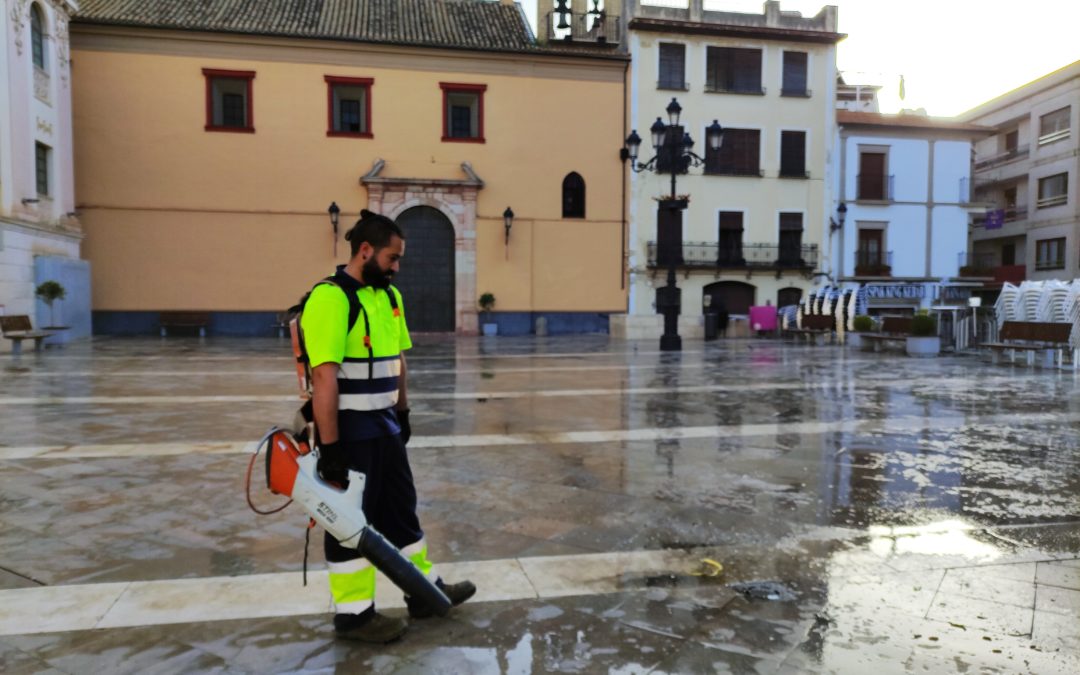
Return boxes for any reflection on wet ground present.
[1,336,1079,673]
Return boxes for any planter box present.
[847,333,862,349]
[482,323,498,336]
[906,336,940,357]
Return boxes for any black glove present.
[397,409,411,445]
[316,441,348,484]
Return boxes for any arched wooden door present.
[703,281,756,315]
[392,206,455,332]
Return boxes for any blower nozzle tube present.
[359,527,452,617]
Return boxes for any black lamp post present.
[624,98,724,351]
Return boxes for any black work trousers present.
[323,433,424,565]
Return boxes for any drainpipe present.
[621,58,629,292]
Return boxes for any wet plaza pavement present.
[1,335,1079,674]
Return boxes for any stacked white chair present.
[1037,280,1069,323]
[1017,281,1043,322]
[994,282,1020,330]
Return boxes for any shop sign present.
[937,286,973,301]
[865,284,925,300]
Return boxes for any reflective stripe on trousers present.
[327,557,375,614]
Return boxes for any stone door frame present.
[361,160,483,334]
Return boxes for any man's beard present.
[362,257,393,289]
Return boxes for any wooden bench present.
[159,311,211,337]
[860,317,914,352]
[787,314,835,345]
[983,321,1073,368]
[1,315,55,355]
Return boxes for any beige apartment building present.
[961,60,1080,286]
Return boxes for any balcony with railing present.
[972,205,1028,228]
[543,10,621,44]
[994,265,1026,285]
[973,145,1029,171]
[958,252,995,277]
[645,242,818,269]
[856,174,894,202]
[854,249,892,276]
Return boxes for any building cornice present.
[628,17,844,45]
[360,160,485,189]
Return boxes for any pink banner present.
[748,306,778,332]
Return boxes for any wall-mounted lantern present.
[503,206,514,246]
[831,202,847,231]
[328,201,341,256]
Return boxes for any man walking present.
[301,209,475,643]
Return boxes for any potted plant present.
[848,314,873,349]
[35,280,66,329]
[478,292,497,336]
[906,313,940,357]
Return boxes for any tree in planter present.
[35,280,66,327]
[911,314,936,337]
[478,293,496,330]
[852,315,874,332]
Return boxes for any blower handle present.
[358,528,452,617]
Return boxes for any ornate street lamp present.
[623,98,724,351]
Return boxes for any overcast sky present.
[518,0,1080,116]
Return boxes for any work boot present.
[333,610,408,644]
[406,579,477,619]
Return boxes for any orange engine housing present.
[265,429,311,497]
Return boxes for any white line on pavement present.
[0,548,714,636]
[3,412,1075,461]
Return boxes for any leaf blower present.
[248,427,451,617]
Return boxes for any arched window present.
[562,172,585,218]
[30,4,46,70]
[777,287,802,308]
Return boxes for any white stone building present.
[1,0,86,348]
[831,111,991,313]
[610,0,841,339]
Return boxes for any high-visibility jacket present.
[300,268,412,439]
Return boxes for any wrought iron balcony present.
[645,242,818,269]
[543,10,621,44]
[854,249,892,276]
[856,174,894,201]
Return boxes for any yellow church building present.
[71,0,629,335]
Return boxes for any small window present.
[441,83,486,142]
[705,47,763,95]
[203,69,255,132]
[1036,237,1066,270]
[325,76,372,137]
[779,131,807,177]
[781,51,808,96]
[1037,173,1068,208]
[1038,107,1070,146]
[658,43,686,90]
[562,172,585,218]
[30,4,46,70]
[705,128,760,176]
[35,142,50,196]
